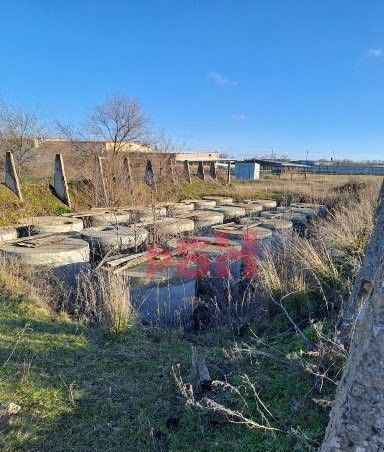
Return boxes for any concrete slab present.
[203,196,233,205]
[144,217,195,240]
[167,235,241,257]
[290,202,327,216]
[167,203,195,216]
[130,206,167,223]
[180,199,217,209]
[86,210,132,227]
[223,202,263,215]
[0,227,18,243]
[18,216,84,234]
[243,199,277,209]
[212,222,273,241]
[175,210,224,229]
[240,217,293,231]
[260,211,283,219]
[81,225,149,257]
[0,235,90,285]
[205,205,246,221]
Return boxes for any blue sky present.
[1,0,384,160]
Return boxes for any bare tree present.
[83,94,150,155]
[150,129,184,154]
[0,101,48,167]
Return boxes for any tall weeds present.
[75,270,134,336]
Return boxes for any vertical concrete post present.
[123,156,134,194]
[184,160,191,183]
[144,159,157,193]
[209,161,217,180]
[226,161,231,185]
[4,151,23,201]
[197,161,206,181]
[53,154,71,208]
[95,156,108,206]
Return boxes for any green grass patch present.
[0,289,331,451]
[0,183,68,226]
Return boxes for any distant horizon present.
[1,1,384,161]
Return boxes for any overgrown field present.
[0,175,382,451]
[1,173,380,224]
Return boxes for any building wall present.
[311,165,384,175]
[175,152,220,161]
[1,139,172,181]
[105,142,152,153]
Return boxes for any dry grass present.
[74,269,135,335]
[0,255,65,318]
[258,179,380,299]
[258,241,307,298]
[98,271,134,335]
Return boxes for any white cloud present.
[231,114,247,121]
[368,48,382,58]
[208,72,238,86]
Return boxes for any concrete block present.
[144,160,156,191]
[95,156,108,206]
[0,227,18,243]
[240,217,293,231]
[175,210,224,229]
[167,203,195,216]
[243,199,277,209]
[197,161,206,180]
[19,216,84,234]
[0,235,90,285]
[212,222,273,242]
[209,161,217,179]
[203,196,233,205]
[130,206,167,224]
[180,199,217,209]
[81,225,149,258]
[223,202,263,215]
[54,154,71,207]
[183,160,191,183]
[143,217,195,241]
[87,210,132,227]
[206,205,246,222]
[4,151,23,201]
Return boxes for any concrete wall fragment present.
[197,161,205,181]
[144,159,157,192]
[184,160,191,183]
[53,154,71,208]
[209,161,217,180]
[4,151,23,201]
